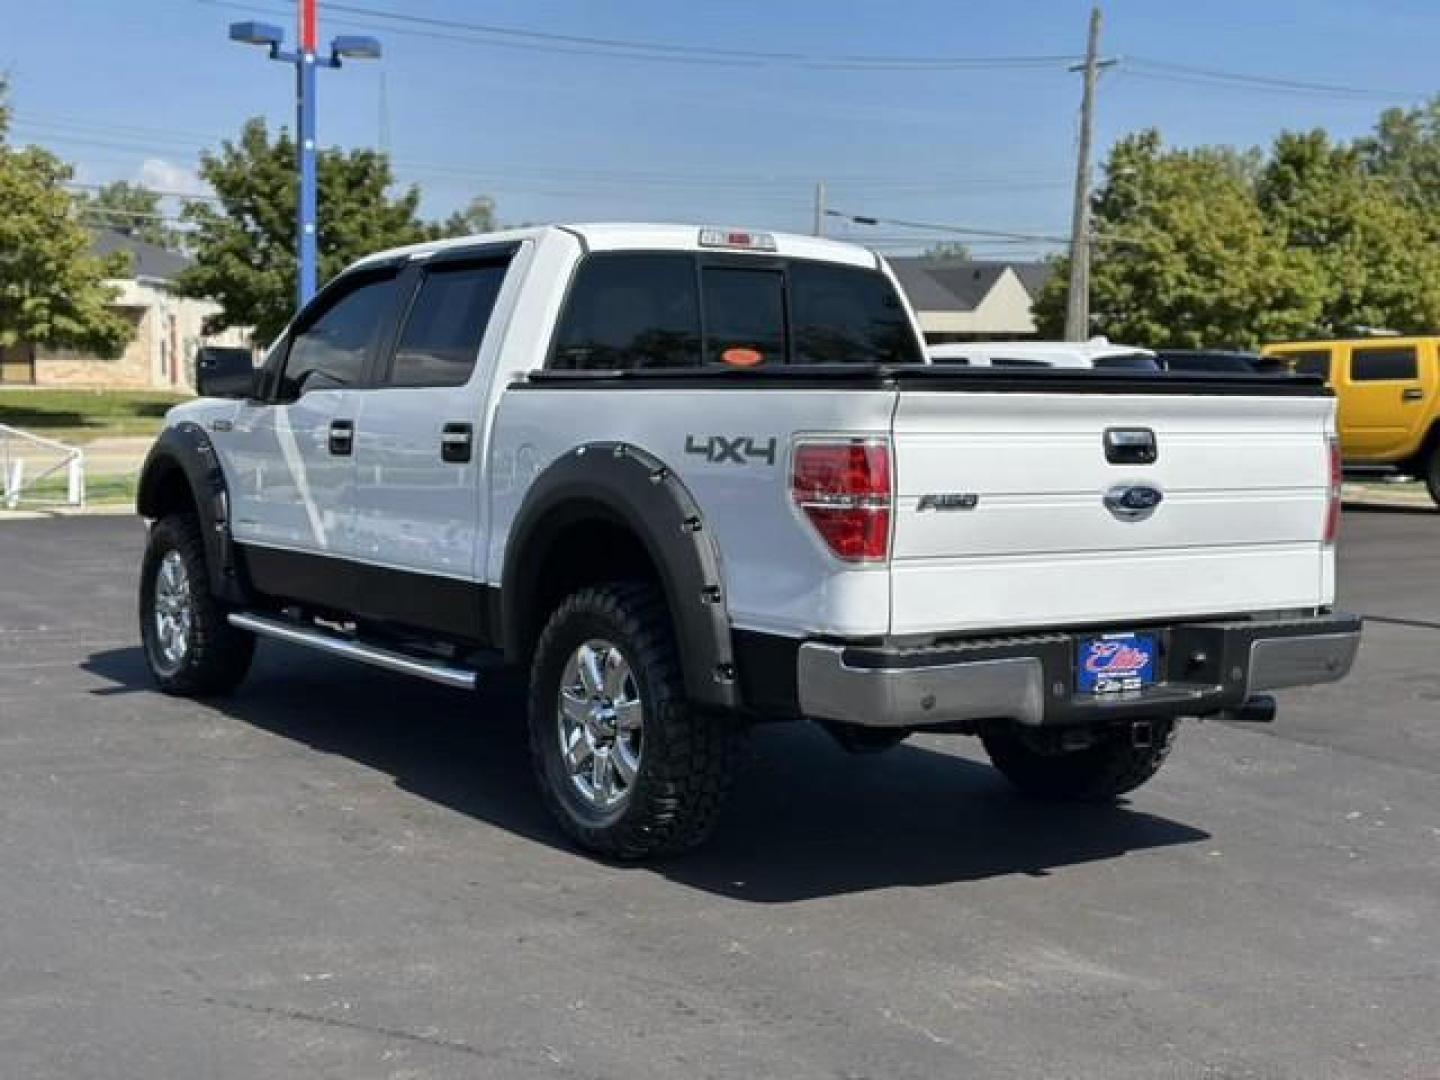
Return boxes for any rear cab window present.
[548,252,921,370]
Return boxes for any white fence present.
[0,424,85,510]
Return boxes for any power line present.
[65,181,222,204]
[825,208,1070,244]
[16,116,1064,195]
[1123,57,1423,101]
[196,0,1080,70]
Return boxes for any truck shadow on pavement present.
[85,644,1209,903]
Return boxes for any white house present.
[888,258,1054,342]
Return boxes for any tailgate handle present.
[1104,427,1157,465]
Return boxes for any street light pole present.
[297,0,319,305]
[228,6,381,308]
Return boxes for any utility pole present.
[1064,6,1113,342]
[813,181,827,237]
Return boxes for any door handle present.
[328,419,354,456]
[1402,388,1425,402]
[441,422,473,464]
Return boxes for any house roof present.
[90,229,192,283]
[888,257,1055,313]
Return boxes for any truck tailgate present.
[889,388,1335,636]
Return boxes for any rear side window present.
[1287,350,1331,380]
[550,254,700,370]
[388,260,509,388]
[279,272,398,401]
[790,263,922,365]
[702,267,785,367]
[1351,346,1418,382]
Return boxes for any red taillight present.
[1324,435,1342,545]
[791,439,892,562]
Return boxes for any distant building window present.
[1350,347,1418,382]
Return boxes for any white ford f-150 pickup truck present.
[137,224,1361,858]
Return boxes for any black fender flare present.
[136,423,251,606]
[500,442,740,712]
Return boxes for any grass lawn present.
[7,472,138,508]
[0,389,186,443]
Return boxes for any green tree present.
[1259,129,1440,335]
[0,78,134,356]
[923,240,972,262]
[1356,97,1440,211]
[1035,130,1323,347]
[78,181,179,249]
[177,118,440,343]
[438,195,497,238]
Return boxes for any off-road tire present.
[139,513,254,696]
[981,719,1177,802]
[527,582,743,859]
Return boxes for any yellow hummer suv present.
[1263,337,1440,506]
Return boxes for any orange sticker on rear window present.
[722,347,763,368]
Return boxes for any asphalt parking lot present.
[1,509,1437,1079]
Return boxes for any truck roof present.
[350,223,881,272]
[1265,335,1435,350]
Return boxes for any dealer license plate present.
[1076,632,1159,695]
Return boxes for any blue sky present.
[6,1,1439,258]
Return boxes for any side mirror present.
[196,346,258,400]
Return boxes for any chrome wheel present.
[556,638,643,812]
[151,549,193,674]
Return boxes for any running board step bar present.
[227,612,478,690]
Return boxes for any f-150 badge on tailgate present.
[917,492,979,512]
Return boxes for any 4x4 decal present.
[684,435,777,466]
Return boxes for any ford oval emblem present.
[1104,483,1164,522]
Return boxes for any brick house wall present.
[16,281,248,393]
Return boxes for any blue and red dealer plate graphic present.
[1077,632,1159,694]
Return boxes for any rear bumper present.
[796,613,1362,729]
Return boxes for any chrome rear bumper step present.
[228,612,478,690]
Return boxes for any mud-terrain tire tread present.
[527,581,743,859]
[139,513,254,696]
